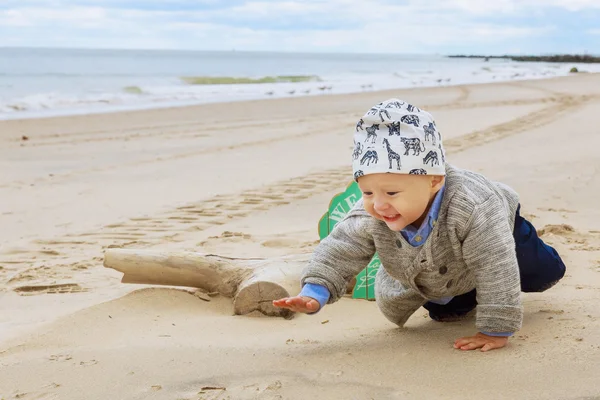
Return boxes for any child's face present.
[357,173,444,231]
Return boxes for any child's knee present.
[374,267,425,326]
[520,243,566,292]
[375,289,424,327]
[514,213,567,292]
[376,300,420,327]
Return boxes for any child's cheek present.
[364,199,380,220]
[389,198,404,213]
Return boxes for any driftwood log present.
[103,249,315,318]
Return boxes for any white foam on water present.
[1,49,599,121]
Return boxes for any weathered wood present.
[103,249,251,296]
[103,249,311,318]
[233,254,311,318]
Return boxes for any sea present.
[2,47,599,120]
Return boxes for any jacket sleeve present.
[461,196,523,334]
[301,210,376,304]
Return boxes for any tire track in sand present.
[444,94,591,153]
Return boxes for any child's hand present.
[454,332,509,352]
[272,296,320,313]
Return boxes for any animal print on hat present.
[352,99,446,180]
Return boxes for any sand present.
[1,75,599,400]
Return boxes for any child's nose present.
[373,198,389,212]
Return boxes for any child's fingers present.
[287,297,317,309]
[459,342,482,351]
[272,298,306,312]
[454,336,484,351]
[453,337,472,348]
[480,343,494,352]
[455,334,507,352]
[272,298,294,309]
[285,297,306,307]
[273,296,320,313]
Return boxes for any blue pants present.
[423,205,567,320]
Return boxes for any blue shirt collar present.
[401,184,445,240]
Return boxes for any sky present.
[1,0,599,54]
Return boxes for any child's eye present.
[387,192,399,196]
[362,191,373,196]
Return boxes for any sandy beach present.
[1,74,599,400]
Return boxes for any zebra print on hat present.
[352,98,446,180]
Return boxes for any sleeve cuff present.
[299,283,331,313]
[476,304,523,333]
[481,331,514,337]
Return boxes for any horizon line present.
[1,45,598,58]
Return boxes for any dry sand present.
[1,74,599,400]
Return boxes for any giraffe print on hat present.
[352,98,446,180]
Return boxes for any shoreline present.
[0,72,594,124]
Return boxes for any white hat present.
[352,98,446,180]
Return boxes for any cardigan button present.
[395,239,402,248]
[439,266,448,275]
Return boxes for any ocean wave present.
[180,75,322,85]
[123,86,144,94]
[0,72,170,78]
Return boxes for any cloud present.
[0,0,598,53]
[1,7,108,27]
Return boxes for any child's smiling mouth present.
[382,214,401,222]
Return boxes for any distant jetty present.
[447,54,600,63]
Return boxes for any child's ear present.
[430,175,445,192]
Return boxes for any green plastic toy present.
[318,181,381,300]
